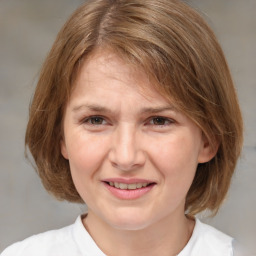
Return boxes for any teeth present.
[108,182,151,190]
[127,183,137,190]
[136,183,142,188]
[142,183,147,187]
[119,183,128,189]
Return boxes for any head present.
[25,0,243,216]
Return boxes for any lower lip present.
[103,183,155,200]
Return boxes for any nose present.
[108,124,146,171]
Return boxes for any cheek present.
[66,134,110,202]
[67,134,109,178]
[149,135,200,185]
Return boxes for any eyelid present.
[82,115,108,125]
[146,116,175,126]
[79,115,175,127]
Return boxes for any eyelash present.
[147,116,174,127]
[82,116,107,125]
[82,115,174,127]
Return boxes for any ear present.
[60,139,69,160]
[198,134,219,163]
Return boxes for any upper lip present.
[102,178,156,184]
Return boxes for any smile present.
[107,182,150,190]
[103,179,156,200]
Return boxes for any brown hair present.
[25,0,243,216]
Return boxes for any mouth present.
[105,181,154,190]
[102,179,156,200]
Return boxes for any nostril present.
[108,143,146,171]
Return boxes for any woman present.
[1,0,244,255]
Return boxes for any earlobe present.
[60,139,69,160]
[198,134,219,163]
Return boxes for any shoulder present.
[1,221,80,256]
[198,219,233,253]
[179,218,234,256]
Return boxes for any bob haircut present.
[25,0,243,216]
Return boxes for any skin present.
[61,50,216,256]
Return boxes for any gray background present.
[0,0,255,253]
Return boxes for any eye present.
[83,116,106,125]
[148,116,174,126]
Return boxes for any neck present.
[83,210,195,256]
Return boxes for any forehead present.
[72,49,172,104]
[77,50,147,86]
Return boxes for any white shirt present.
[1,216,234,256]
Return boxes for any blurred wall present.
[0,0,255,253]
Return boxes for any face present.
[61,51,214,231]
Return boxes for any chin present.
[104,208,155,231]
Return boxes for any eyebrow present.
[139,106,176,114]
[73,104,110,113]
[72,104,176,115]
[72,104,118,118]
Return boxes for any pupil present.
[154,117,165,125]
[92,117,102,124]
